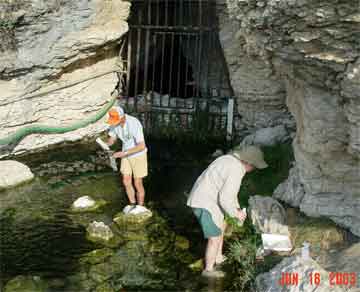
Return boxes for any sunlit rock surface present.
[0,0,130,156]
[0,160,34,189]
[71,196,107,213]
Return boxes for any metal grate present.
[119,0,234,139]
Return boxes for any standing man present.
[187,145,268,278]
[106,106,148,214]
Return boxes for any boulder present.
[71,196,107,213]
[274,166,306,207]
[241,125,289,147]
[248,195,290,236]
[113,211,153,229]
[0,0,130,156]
[300,192,360,237]
[86,221,122,248]
[0,160,34,189]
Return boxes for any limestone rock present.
[241,125,289,147]
[255,256,348,292]
[248,195,290,236]
[86,221,122,248]
[0,0,130,156]
[0,160,34,189]
[274,166,306,207]
[71,196,107,213]
[219,0,360,237]
[300,193,360,237]
[113,211,153,229]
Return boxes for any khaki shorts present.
[120,153,148,178]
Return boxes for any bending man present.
[106,106,148,214]
[187,145,268,277]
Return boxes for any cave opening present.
[122,0,232,100]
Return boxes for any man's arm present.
[218,173,242,219]
[113,142,146,158]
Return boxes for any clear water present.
[0,160,226,291]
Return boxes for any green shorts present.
[193,208,222,238]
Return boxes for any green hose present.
[0,96,116,146]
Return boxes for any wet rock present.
[255,256,348,292]
[89,262,115,283]
[79,248,115,265]
[241,125,289,147]
[0,160,34,189]
[71,196,107,213]
[86,221,122,248]
[3,275,48,292]
[113,211,153,229]
[248,195,290,236]
[94,282,117,292]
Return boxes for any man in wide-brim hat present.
[187,145,268,278]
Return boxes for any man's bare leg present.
[216,221,227,264]
[205,236,222,271]
[134,177,145,206]
[122,174,136,204]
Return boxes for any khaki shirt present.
[187,154,246,229]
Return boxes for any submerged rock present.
[72,210,193,291]
[71,196,107,213]
[3,275,48,292]
[79,248,115,265]
[0,160,34,190]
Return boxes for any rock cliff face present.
[0,0,130,156]
[219,0,360,235]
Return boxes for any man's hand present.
[113,151,127,159]
[236,208,247,221]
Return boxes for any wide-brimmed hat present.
[106,106,125,125]
[231,145,268,169]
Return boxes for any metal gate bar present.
[120,0,234,139]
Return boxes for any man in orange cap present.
[105,106,148,214]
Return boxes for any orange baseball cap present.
[106,107,125,125]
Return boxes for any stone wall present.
[0,0,130,156]
[218,0,360,234]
